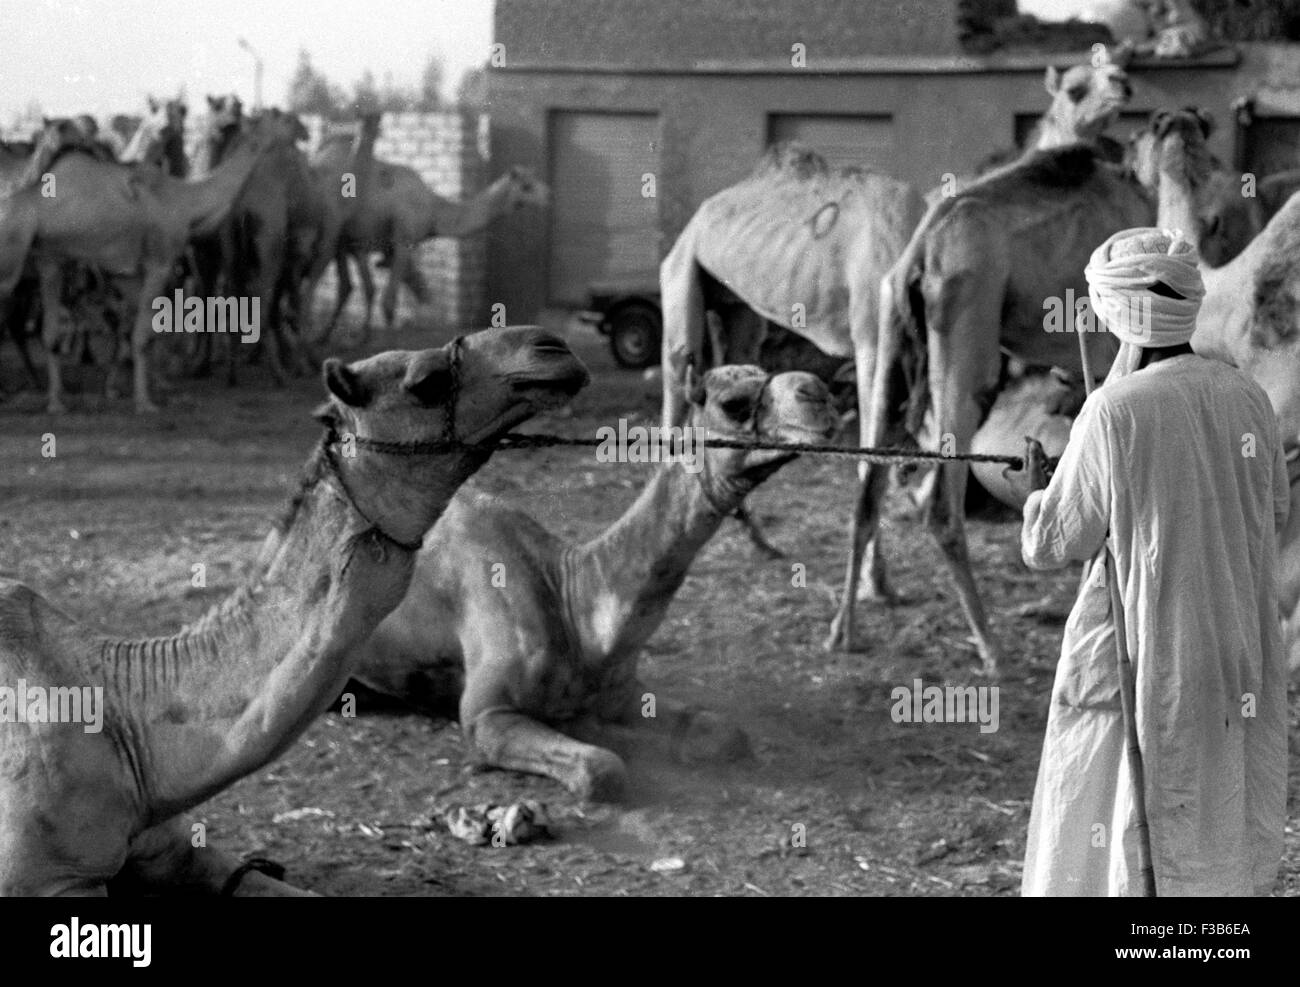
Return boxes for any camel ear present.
[1044,66,1060,95]
[1193,107,1215,139]
[148,96,159,113]
[323,358,370,407]
[402,349,453,405]
[208,95,219,109]
[312,401,341,429]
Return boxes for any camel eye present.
[1066,84,1089,103]
[719,395,753,420]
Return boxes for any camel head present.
[683,364,838,486]
[1043,56,1132,144]
[502,165,550,210]
[27,117,98,177]
[251,107,310,146]
[205,94,244,137]
[314,326,589,544]
[1129,107,1217,242]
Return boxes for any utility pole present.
[237,38,263,111]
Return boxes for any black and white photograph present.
[0,0,1297,947]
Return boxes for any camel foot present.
[573,750,628,803]
[824,612,870,654]
[46,400,67,415]
[854,581,903,606]
[134,400,160,415]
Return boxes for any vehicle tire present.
[608,301,661,369]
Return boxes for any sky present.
[0,0,494,123]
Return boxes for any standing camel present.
[192,100,317,384]
[316,160,550,345]
[0,327,589,896]
[832,144,1154,673]
[0,114,276,413]
[1130,107,1300,672]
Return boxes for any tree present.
[287,50,344,117]
[455,65,488,110]
[417,55,444,111]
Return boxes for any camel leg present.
[925,325,1000,675]
[355,250,376,346]
[827,277,903,652]
[2,277,43,391]
[326,251,353,342]
[399,247,431,306]
[250,231,288,388]
[125,264,171,414]
[114,818,317,896]
[570,691,751,766]
[380,242,408,331]
[708,305,786,557]
[464,705,628,802]
[36,260,70,415]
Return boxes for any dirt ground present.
[2,321,1297,897]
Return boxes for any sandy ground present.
[1,318,1296,897]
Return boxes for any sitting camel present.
[352,365,839,801]
[0,326,589,896]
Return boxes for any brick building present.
[486,0,1300,322]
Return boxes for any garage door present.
[767,114,895,174]
[548,111,660,306]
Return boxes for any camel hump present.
[979,144,1100,194]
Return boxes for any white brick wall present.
[302,109,488,333]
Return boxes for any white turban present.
[1085,227,1205,383]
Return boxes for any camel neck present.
[429,180,509,238]
[95,443,467,822]
[564,456,750,662]
[168,135,262,237]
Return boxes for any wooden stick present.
[1077,329,1156,896]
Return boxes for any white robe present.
[1019,354,1290,896]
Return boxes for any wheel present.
[607,301,661,369]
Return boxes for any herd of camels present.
[661,49,1300,679]
[2,45,1300,893]
[0,95,548,411]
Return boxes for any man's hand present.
[1002,437,1049,506]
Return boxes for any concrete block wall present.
[303,109,489,334]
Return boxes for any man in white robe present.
[1006,228,1290,896]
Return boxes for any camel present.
[970,50,1134,182]
[660,144,924,431]
[315,160,550,345]
[830,143,1155,673]
[351,365,838,800]
[1129,108,1300,671]
[0,326,590,895]
[0,112,277,413]
[192,99,318,384]
[298,114,381,342]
